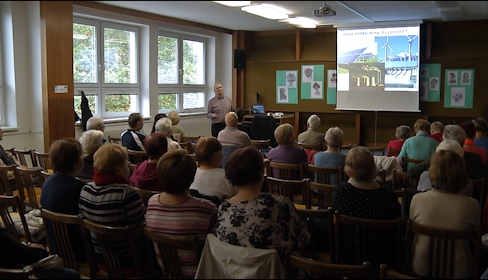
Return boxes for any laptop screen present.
[252,105,265,114]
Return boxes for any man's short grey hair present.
[442,124,466,147]
[325,127,344,149]
[307,114,321,131]
[86,116,104,131]
[395,125,411,140]
[155,117,172,136]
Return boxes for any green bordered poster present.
[276,70,298,104]
[301,65,324,100]
[326,69,337,104]
[419,63,441,102]
[444,69,474,109]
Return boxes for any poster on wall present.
[276,70,298,104]
[418,63,441,102]
[327,69,337,104]
[443,69,474,109]
[301,65,325,100]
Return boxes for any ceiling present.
[97,1,488,31]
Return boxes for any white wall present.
[2,1,232,152]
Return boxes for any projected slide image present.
[338,63,385,88]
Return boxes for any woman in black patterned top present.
[331,146,401,265]
[215,146,310,265]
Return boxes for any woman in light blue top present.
[313,127,346,186]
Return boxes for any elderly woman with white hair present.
[154,117,183,152]
[297,114,325,146]
[77,129,105,180]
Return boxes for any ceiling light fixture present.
[213,1,251,7]
[280,17,317,28]
[241,4,290,20]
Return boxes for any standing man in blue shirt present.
[207,83,233,137]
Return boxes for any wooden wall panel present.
[40,1,74,151]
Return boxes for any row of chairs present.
[6,148,51,171]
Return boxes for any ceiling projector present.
[314,2,336,17]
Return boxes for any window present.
[73,17,140,119]
[157,31,206,114]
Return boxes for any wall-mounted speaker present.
[234,49,246,70]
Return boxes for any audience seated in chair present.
[267,123,308,180]
[331,146,401,267]
[154,117,183,152]
[168,110,187,139]
[313,127,346,185]
[190,137,237,204]
[217,112,252,148]
[215,146,310,270]
[429,121,444,143]
[297,114,325,147]
[40,138,88,260]
[409,149,480,278]
[386,124,412,157]
[398,119,439,171]
[473,117,488,155]
[78,143,147,276]
[85,116,107,144]
[120,112,146,152]
[460,120,487,166]
[130,133,168,192]
[150,113,167,134]
[145,149,217,279]
[77,130,104,181]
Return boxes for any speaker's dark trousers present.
[211,122,226,137]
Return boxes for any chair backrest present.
[288,255,373,279]
[181,135,201,144]
[220,145,241,169]
[251,115,278,147]
[108,136,122,145]
[295,208,335,262]
[402,157,424,172]
[81,218,146,279]
[39,206,97,279]
[334,211,404,278]
[13,166,42,210]
[143,226,202,279]
[340,144,355,154]
[379,263,419,279]
[251,139,271,155]
[32,151,51,171]
[404,219,481,279]
[307,180,336,209]
[0,165,18,196]
[0,267,34,279]
[377,169,387,188]
[132,187,160,208]
[0,194,31,242]
[391,170,419,191]
[12,149,37,168]
[366,146,385,156]
[126,149,148,164]
[265,176,309,206]
[296,141,324,151]
[307,164,343,185]
[267,161,308,180]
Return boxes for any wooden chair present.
[39,206,98,279]
[296,141,324,151]
[402,157,425,172]
[266,161,309,180]
[0,266,35,279]
[251,139,271,157]
[183,141,197,154]
[404,219,481,279]
[0,194,32,242]
[296,208,334,263]
[32,151,51,171]
[126,149,148,164]
[307,180,336,209]
[334,211,404,278]
[379,263,419,279]
[81,219,150,279]
[181,135,201,144]
[377,169,387,188]
[392,170,419,191]
[132,187,160,208]
[288,255,373,279]
[0,165,19,196]
[13,166,42,211]
[265,176,309,207]
[108,136,122,145]
[11,149,37,168]
[366,146,385,156]
[307,164,343,185]
[143,226,202,279]
[340,144,355,154]
[471,177,488,210]
[387,147,402,157]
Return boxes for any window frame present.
[73,16,141,119]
